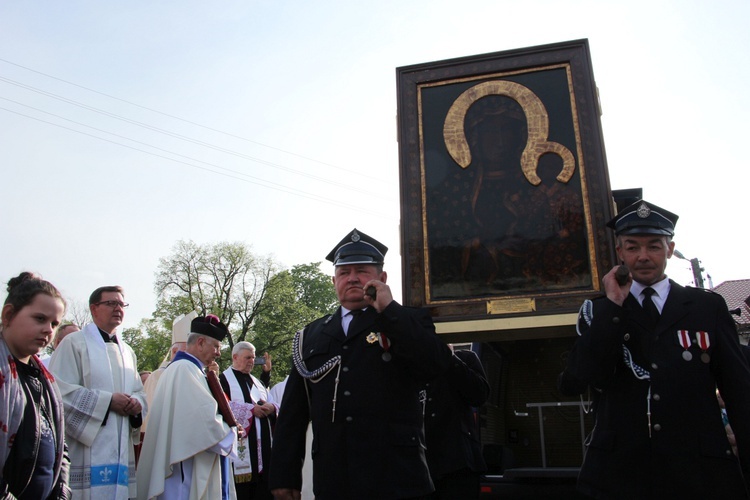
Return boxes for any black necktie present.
[346,309,363,335]
[642,287,660,325]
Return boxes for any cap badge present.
[637,202,651,219]
[351,231,361,242]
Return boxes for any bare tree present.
[153,240,278,352]
[66,299,91,328]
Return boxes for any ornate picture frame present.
[396,39,616,324]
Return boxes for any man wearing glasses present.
[50,286,147,499]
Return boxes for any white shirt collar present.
[341,306,368,316]
[631,276,670,310]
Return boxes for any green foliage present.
[290,262,339,314]
[133,240,338,384]
[120,318,172,372]
[251,263,338,384]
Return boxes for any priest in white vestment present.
[49,286,146,499]
[136,314,238,500]
[219,341,278,499]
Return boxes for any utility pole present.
[674,250,705,288]
[688,257,705,289]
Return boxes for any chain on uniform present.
[291,326,341,380]
[622,346,650,380]
[576,299,594,336]
[291,323,344,422]
[581,298,655,437]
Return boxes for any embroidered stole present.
[222,368,270,481]
[78,323,135,496]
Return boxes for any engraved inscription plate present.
[487,297,536,315]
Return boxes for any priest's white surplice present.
[136,353,234,500]
[49,322,146,499]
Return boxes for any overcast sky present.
[1,0,748,330]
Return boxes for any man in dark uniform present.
[269,228,453,499]
[423,345,489,499]
[561,200,750,499]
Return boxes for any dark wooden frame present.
[396,39,616,322]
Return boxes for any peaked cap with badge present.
[325,228,388,266]
[190,314,228,341]
[607,200,679,237]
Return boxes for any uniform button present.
[612,316,620,324]
[727,449,733,456]
[342,366,349,372]
[430,412,436,417]
[652,393,660,401]
[343,345,349,350]
[651,363,658,370]
[623,333,630,341]
[653,424,661,432]
[346,416,353,423]
[344,391,351,396]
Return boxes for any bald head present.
[54,323,80,348]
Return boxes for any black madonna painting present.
[397,40,615,314]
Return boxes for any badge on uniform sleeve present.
[677,330,693,361]
[695,331,711,363]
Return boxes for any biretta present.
[190,314,228,341]
[326,228,388,266]
[172,311,197,344]
[607,200,678,237]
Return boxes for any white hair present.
[232,341,255,356]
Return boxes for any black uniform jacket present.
[424,349,489,480]
[564,280,750,499]
[268,301,452,499]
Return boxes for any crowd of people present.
[2,210,749,499]
[0,228,489,500]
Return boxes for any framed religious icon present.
[396,39,617,323]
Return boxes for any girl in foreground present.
[0,272,71,499]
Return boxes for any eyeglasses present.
[95,300,129,309]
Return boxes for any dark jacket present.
[269,302,452,499]
[1,357,70,500]
[563,280,750,499]
[424,349,489,480]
